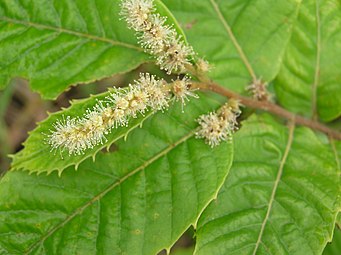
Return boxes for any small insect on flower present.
[195,100,241,147]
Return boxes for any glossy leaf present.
[163,0,301,92]
[0,94,233,254]
[274,0,341,121]
[195,114,340,255]
[0,0,185,99]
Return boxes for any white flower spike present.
[47,74,198,155]
[120,0,195,74]
[195,100,241,147]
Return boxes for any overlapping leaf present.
[10,91,225,175]
[163,0,301,92]
[274,0,341,121]
[0,94,233,254]
[0,0,179,99]
[195,114,340,255]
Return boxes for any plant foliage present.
[0,0,340,254]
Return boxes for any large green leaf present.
[10,91,225,175]
[274,0,341,121]
[195,114,340,255]
[0,96,233,254]
[0,0,150,99]
[163,0,301,92]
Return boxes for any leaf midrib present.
[209,0,257,81]
[23,130,196,254]
[0,16,142,51]
[312,0,321,120]
[252,121,295,255]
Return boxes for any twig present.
[193,81,341,140]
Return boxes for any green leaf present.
[163,0,301,92]
[0,99,233,254]
[10,90,225,175]
[195,114,340,255]
[0,0,149,99]
[274,0,341,122]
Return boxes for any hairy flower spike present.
[120,0,154,31]
[47,73,198,155]
[247,78,271,101]
[171,76,199,111]
[195,100,241,147]
[120,0,195,74]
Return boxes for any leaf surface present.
[195,114,340,255]
[163,0,301,92]
[0,94,233,254]
[0,0,161,99]
[274,0,341,121]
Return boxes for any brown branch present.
[193,81,341,140]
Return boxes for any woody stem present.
[192,81,341,140]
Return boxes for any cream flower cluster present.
[47,74,197,155]
[120,0,195,74]
[246,78,270,101]
[195,99,241,147]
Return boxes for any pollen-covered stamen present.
[47,116,78,152]
[138,73,170,111]
[120,0,195,74]
[157,38,194,74]
[47,73,176,156]
[138,14,175,53]
[196,58,211,73]
[171,76,199,111]
[83,111,108,146]
[195,100,241,147]
[120,0,154,31]
[196,113,230,148]
[246,78,271,101]
[124,85,149,117]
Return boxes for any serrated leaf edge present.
[22,129,201,254]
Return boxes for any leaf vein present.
[23,130,196,254]
[312,0,321,120]
[209,0,256,81]
[252,121,295,255]
[0,16,142,51]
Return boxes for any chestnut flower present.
[120,0,195,74]
[46,74,198,155]
[195,99,241,147]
